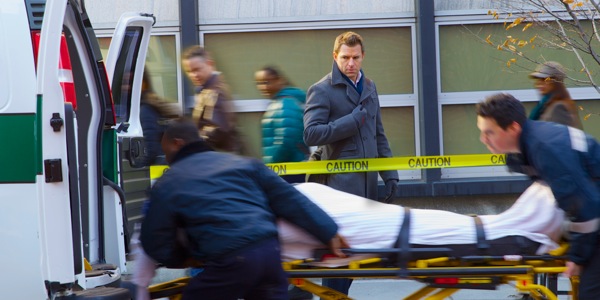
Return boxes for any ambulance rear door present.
[106,12,154,168]
[101,12,154,271]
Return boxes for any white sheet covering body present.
[279,181,563,261]
[133,181,564,298]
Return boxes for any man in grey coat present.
[303,31,399,296]
[304,31,398,202]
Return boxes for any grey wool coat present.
[303,62,398,200]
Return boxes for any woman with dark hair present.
[529,61,583,129]
[140,70,181,166]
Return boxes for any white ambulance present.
[1,0,153,298]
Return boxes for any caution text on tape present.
[150,154,506,179]
[265,154,506,176]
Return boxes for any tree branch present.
[556,19,600,92]
[561,0,600,67]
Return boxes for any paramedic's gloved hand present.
[328,233,350,258]
[352,104,367,127]
[383,179,399,204]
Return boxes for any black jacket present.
[140,141,338,267]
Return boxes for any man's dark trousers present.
[182,237,288,300]
[579,233,600,299]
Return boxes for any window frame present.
[199,19,422,180]
[96,28,183,110]
[435,13,600,179]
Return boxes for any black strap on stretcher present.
[470,215,530,256]
[394,207,411,277]
[393,210,490,276]
[471,215,489,253]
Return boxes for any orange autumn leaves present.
[485,11,537,67]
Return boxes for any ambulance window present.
[111,27,144,124]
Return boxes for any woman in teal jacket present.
[256,66,309,183]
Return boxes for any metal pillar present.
[415,0,441,185]
[179,0,199,114]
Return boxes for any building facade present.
[87,0,600,197]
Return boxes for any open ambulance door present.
[106,13,155,168]
[4,0,152,297]
[102,12,154,273]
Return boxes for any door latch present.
[50,113,64,132]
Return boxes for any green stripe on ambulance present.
[0,114,38,183]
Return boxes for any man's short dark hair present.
[163,117,202,144]
[333,31,364,54]
[476,93,527,129]
[182,45,211,61]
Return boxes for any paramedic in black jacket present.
[141,118,347,300]
[476,93,600,299]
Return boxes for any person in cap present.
[528,61,583,129]
[476,93,600,299]
[140,117,348,300]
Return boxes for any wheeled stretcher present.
[280,206,575,300]
[145,242,575,300]
[143,182,573,299]
[284,242,575,300]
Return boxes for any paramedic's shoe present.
[288,285,313,300]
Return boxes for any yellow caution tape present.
[265,154,506,176]
[150,154,506,179]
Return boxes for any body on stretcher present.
[282,202,574,300]
[141,181,572,299]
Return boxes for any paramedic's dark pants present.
[321,278,353,299]
[181,237,288,300]
[579,235,600,300]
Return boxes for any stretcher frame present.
[284,243,577,300]
[146,243,577,300]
